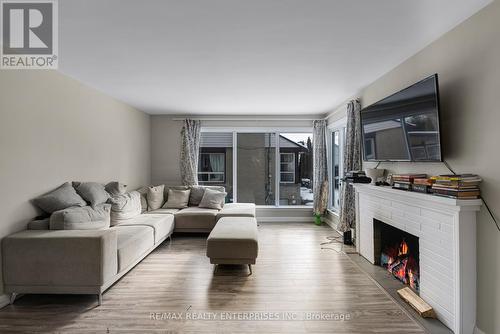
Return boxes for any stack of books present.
[412,178,435,194]
[430,174,482,199]
[392,174,427,191]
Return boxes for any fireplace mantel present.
[352,184,482,334]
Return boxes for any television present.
[360,74,442,162]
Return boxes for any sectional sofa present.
[2,184,255,305]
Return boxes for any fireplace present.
[373,219,420,291]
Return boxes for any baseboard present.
[0,294,10,309]
[474,326,486,334]
[257,217,314,223]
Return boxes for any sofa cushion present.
[27,218,50,230]
[116,214,174,243]
[108,191,142,225]
[75,182,110,207]
[146,208,179,215]
[198,188,227,210]
[105,181,127,196]
[33,182,86,214]
[147,185,165,211]
[206,217,258,263]
[50,204,111,230]
[115,225,154,272]
[163,188,191,209]
[216,203,256,220]
[189,186,226,206]
[174,207,218,231]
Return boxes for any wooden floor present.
[0,222,425,333]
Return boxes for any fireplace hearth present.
[374,219,420,291]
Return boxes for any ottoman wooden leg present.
[248,264,252,275]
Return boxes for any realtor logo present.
[1,0,58,69]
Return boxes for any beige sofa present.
[2,185,255,305]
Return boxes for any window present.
[198,152,225,183]
[200,129,312,207]
[280,153,295,183]
[198,132,234,202]
[329,122,346,212]
[279,133,313,206]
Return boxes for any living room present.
[0,1,499,333]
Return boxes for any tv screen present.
[360,74,442,162]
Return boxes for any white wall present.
[346,1,500,332]
[0,70,151,298]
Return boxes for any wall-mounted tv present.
[360,74,442,162]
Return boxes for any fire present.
[399,240,408,256]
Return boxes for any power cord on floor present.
[443,160,500,232]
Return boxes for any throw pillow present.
[33,182,86,214]
[188,186,205,206]
[75,182,110,207]
[163,188,191,209]
[147,184,165,211]
[198,188,227,210]
[105,181,127,196]
[27,218,50,230]
[137,186,149,213]
[49,204,111,230]
[108,191,142,225]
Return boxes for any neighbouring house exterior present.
[198,133,312,205]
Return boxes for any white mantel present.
[353,184,482,334]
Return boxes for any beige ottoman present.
[206,217,258,274]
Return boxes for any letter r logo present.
[2,1,53,54]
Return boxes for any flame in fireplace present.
[399,240,408,256]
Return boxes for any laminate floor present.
[0,222,425,333]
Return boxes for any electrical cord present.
[443,160,500,232]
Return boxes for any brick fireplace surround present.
[353,184,482,334]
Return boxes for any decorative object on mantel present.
[430,174,482,199]
[364,168,385,185]
[397,287,436,319]
[344,170,371,183]
[313,180,329,226]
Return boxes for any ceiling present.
[59,0,492,115]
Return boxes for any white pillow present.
[109,191,141,225]
[198,188,227,210]
[147,185,165,211]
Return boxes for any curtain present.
[338,100,362,232]
[313,120,329,215]
[180,119,201,186]
[209,154,224,172]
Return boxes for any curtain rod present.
[171,117,318,121]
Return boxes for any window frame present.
[279,152,295,184]
[327,118,347,213]
[200,127,312,207]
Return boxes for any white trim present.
[201,127,312,133]
[232,131,237,203]
[173,117,316,121]
[257,217,314,223]
[279,152,295,184]
[474,326,486,334]
[327,117,347,130]
[0,294,10,309]
[275,131,280,206]
[256,205,313,210]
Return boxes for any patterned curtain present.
[313,120,329,215]
[180,119,201,186]
[338,100,362,232]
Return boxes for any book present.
[413,178,435,186]
[393,182,412,191]
[412,184,431,193]
[393,174,427,183]
[431,174,482,182]
[432,188,480,198]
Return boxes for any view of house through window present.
[198,132,234,202]
[279,133,313,206]
[199,131,313,206]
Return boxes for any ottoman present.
[206,217,258,274]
